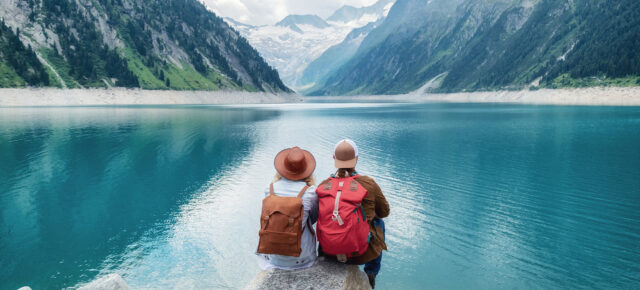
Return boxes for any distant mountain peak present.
[327,0,395,23]
[223,17,256,29]
[275,14,330,32]
[230,1,397,91]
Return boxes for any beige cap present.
[333,139,358,168]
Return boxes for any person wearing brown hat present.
[256,146,319,270]
[316,139,390,289]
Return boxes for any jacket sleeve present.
[372,181,390,218]
[356,176,390,220]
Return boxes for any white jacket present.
[256,177,318,270]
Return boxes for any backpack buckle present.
[332,211,344,226]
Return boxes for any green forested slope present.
[443,0,640,91]
[310,0,640,95]
[0,20,49,87]
[0,0,289,92]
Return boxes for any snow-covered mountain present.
[225,0,395,91]
[327,0,395,23]
[276,15,330,33]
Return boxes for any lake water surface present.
[1,103,639,289]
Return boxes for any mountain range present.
[225,0,394,92]
[1,0,638,95]
[308,0,640,95]
[0,0,289,92]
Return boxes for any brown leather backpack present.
[257,183,314,257]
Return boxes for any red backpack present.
[316,175,369,259]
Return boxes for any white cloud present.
[202,0,380,25]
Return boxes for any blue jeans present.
[364,218,385,275]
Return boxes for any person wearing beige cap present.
[315,139,390,289]
[255,146,319,270]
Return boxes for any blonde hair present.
[273,172,316,186]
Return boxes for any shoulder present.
[354,175,378,187]
[305,184,317,194]
[354,175,381,193]
[302,185,317,201]
[317,178,331,187]
[354,175,375,183]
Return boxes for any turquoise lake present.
[1,103,639,289]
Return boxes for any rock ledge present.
[245,257,371,290]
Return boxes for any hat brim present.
[334,157,357,169]
[274,148,316,180]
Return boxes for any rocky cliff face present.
[309,0,529,95]
[310,0,640,95]
[0,0,290,92]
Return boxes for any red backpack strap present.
[296,185,310,198]
[349,179,358,191]
[269,183,275,196]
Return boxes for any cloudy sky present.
[202,0,379,26]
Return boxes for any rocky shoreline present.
[1,86,639,106]
[315,86,640,106]
[0,88,302,106]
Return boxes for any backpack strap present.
[333,181,345,226]
[297,184,315,236]
[269,183,275,196]
[296,185,310,198]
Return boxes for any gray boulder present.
[246,257,371,290]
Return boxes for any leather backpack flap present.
[257,191,307,257]
[261,195,303,232]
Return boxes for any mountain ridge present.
[327,0,394,23]
[275,14,330,33]
[310,0,640,95]
[0,0,290,92]
[225,0,395,91]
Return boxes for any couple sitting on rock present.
[256,139,389,289]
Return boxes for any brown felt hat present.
[274,146,316,180]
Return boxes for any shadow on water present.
[0,107,280,289]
